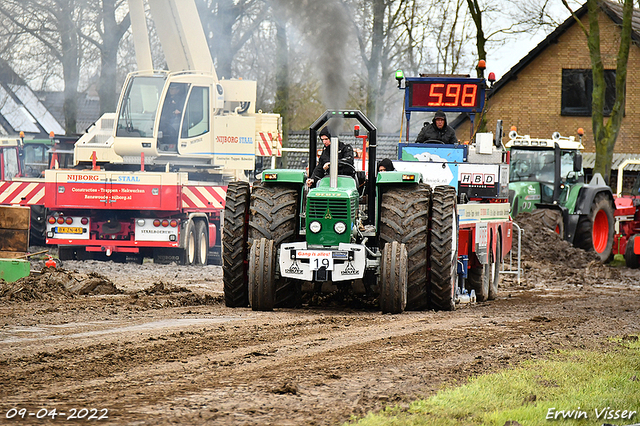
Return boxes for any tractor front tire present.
[379,184,431,310]
[574,193,614,262]
[379,241,408,314]
[249,238,276,311]
[223,181,251,307]
[430,186,458,311]
[249,181,301,308]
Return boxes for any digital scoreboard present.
[405,77,485,113]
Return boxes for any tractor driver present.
[415,110,458,144]
[306,127,355,187]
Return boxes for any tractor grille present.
[308,199,350,220]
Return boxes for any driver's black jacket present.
[309,141,355,186]
[415,122,458,144]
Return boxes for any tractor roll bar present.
[309,110,377,225]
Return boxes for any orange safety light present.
[577,128,584,136]
[510,126,517,132]
[478,60,486,70]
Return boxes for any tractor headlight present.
[334,222,347,234]
[309,221,322,233]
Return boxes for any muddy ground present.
[1,215,639,425]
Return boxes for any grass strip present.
[348,335,640,426]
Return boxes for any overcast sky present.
[486,0,580,81]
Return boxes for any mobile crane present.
[43,0,282,264]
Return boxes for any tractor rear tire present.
[223,181,251,307]
[531,209,564,239]
[249,238,276,311]
[488,235,501,300]
[379,241,408,314]
[574,193,614,262]
[249,181,301,308]
[379,183,431,310]
[429,185,458,311]
[625,234,640,268]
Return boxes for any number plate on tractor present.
[295,250,334,270]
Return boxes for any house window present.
[561,69,618,116]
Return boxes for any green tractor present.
[222,110,458,313]
[506,129,615,261]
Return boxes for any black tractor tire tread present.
[531,209,564,239]
[379,183,432,310]
[574,192,614,262]
[249,181,301,308]
[223,181,251,307]
[429,185,457,311]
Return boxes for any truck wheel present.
[379,241,408,314]
[249,181,301,308]
[429,185,457,311]
[183,220,197,265]
[195,220,208,266]
[466,266,488,302]
[574,193,614,262]
[488,234,501,300]
[531,209,564,239]
[249,238,276,311]
[380,184,431,310]
[223,181,251,307]
[625,235,639,268]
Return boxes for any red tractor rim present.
[592,210,609,253]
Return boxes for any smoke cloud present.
[270,0,352,111]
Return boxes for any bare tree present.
[196,0,266,79]
[81,0,130,114]
[0,0,87,135]
[563,0,634,183]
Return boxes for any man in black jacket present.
[306,127,355,187]
[415,110,458,144]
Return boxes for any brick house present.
[455,0,640,172]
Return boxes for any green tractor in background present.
[506,128,615,261]
[222,110,459,313]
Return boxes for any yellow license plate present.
[56,227,83,234]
